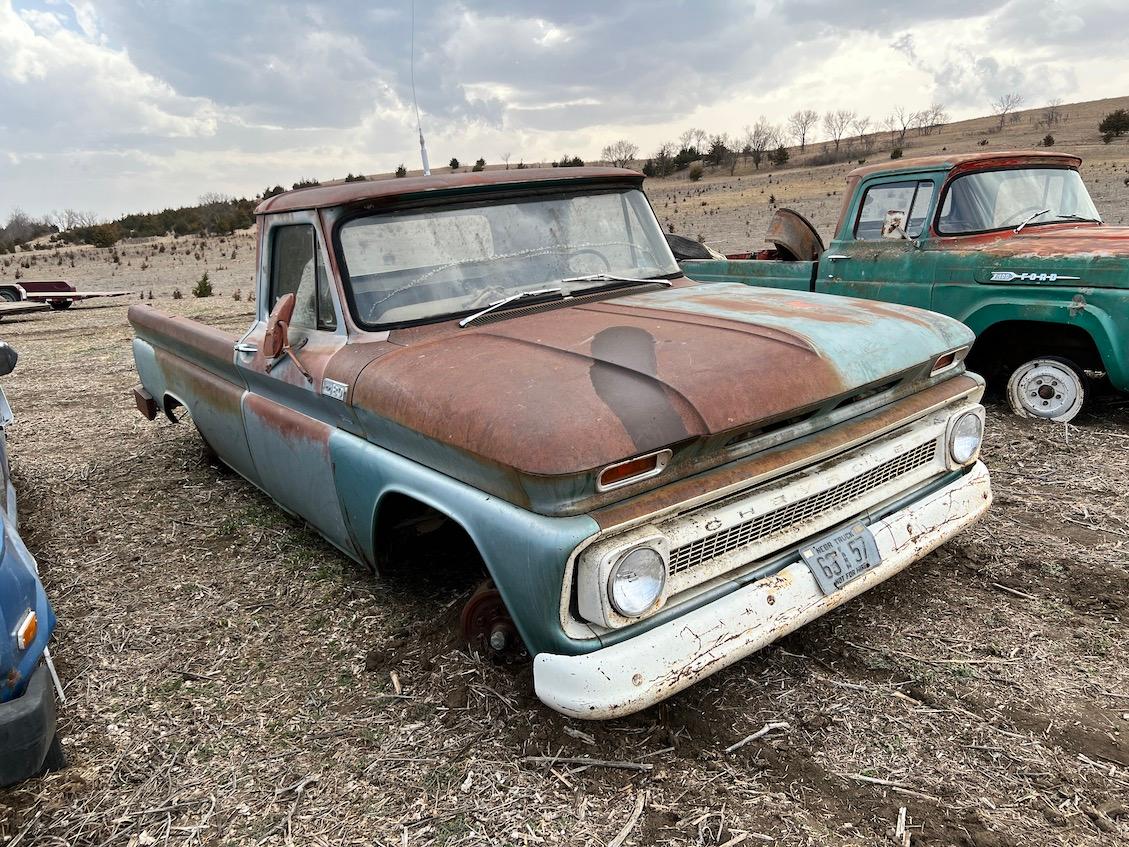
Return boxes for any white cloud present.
[1,0,1127,219]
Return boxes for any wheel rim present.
[1008,360,1083,420]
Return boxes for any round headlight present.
[608,546,667,617]
[949,411,983,465]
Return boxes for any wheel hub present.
[1011,361,1081,420]
[459,580,519,659]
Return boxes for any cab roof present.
[846,150,1081,181]
[254,167,643,215]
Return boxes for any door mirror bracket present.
[262,293,313,382]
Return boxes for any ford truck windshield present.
[937,167,1100,235]
[337,188,678,328]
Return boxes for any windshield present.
[337,188,679,327]
[937,167,1100,235]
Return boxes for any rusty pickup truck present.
[129,168,991,718]
[681,151,1127,422]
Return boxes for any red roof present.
[255,167,643,214]
[846,150,1081,180]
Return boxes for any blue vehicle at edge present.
[0,341,63,785]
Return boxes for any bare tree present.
[850,116,873,153]
[744,119,779,170]
[926,103,948,133]
[991,92,1024,130]
[601,139,640,168]
[51,209,99,230]
[823,109,856,153]
[500,151,512,169]
[886,106,915,145]
[1042,98,1064,126]
[787,109,819,151]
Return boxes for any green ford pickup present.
[680,151,1127,422]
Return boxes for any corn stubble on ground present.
[2,99,1129,845]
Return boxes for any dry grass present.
[1,99,1128,845]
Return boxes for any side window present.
[855,181,934,241]
[270,224,337,331]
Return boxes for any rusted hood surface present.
[975,225,1129,257]
[349,283,971,479]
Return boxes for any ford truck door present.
[234,213,357,557]
[818,177,938,309]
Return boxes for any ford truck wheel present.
[0,289,18,302]
[1006,357,1086,422]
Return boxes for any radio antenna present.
[410,1,431,175]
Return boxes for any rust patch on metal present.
[350,299,847,477]
[847,150,1079,181]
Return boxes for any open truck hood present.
[347,282,972,514]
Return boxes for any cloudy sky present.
[1,0,1126,220]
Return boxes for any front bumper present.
[534,461,990,719]
[0,662,58,786]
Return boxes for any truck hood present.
[954,224,1129,289]
[348,282,971,511]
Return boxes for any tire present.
[40,734,66,773]
[49,299,74,311]
[0,289,19,302]
[1006,356,1087,422]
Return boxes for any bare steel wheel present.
[1006,357,1086,422]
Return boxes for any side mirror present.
[261,293,311,382]
[263,293,296,359]
[0,342,18,377]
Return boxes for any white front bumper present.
[534,461,991,719]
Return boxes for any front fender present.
[957,293,1129,388]
[329,429,600,657]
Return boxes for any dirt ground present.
[2,100,1129,846]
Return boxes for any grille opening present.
[668,440,938,577]
[832,377,901,411]
[725,409,817,448]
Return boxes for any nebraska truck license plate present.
[800,523,881,594]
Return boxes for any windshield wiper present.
[560,272,676,293]
[1014,208,1051,233]
[458,287,563,327]
[1053,213,1102,223]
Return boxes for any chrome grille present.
[668,440,938,576]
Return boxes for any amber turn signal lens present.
[600,454,658,487]
[15,611,37,651]
[598,450,671,490]
[932,352,956,373]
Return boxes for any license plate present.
[800,523,881,594]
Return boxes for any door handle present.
[234,342,258,354]
[825,254,851,261]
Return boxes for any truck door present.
[817,177,938,309]
[234,212,357,557]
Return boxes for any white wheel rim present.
[1008,360,1083,421]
